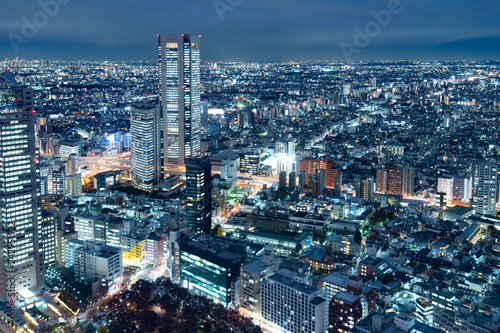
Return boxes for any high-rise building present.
[130,103,163,191]
[158,34,202,165]
[74,242,122,288]
[186,156,212,235]
[376,166,387,193]
[261,269,325,333]
[402,167,414,196]
[289,171,296,191]
[453,175,472,202]
[299,157,340,188]
[334,173,343,196]
[239,251,278,322]
[387,166,402,195]
[279,171,287,190]
[65,173,82,196]
[356,177,374,202]
[472,160,498,216]
[328,277,376,333]
[0,71,43,301]
[52,169,65,195]
[437,177,454,199]
[40,210,57,269]
[180,235,242,306]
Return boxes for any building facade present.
[130,103,163,191]
[472,160,498,216]
[180,236,242,306]
[158,34,202,165]
[186,156,212,235]
[261,269,325,333]
[0,71,43,301]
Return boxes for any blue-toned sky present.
[1,0,499,61]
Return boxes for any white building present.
[437,177,453,200]
[289,211,332,232]
[65,173,82,196]
[74,242,122,288]
[261,269,325,333]
[473,161,498,216]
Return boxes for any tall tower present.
[472,160,498,216]
[387,166,402,195]
[0,71,43,301]
[158,34,202,166]
[402,167,414,197]
[186,156,212,235]
[130,103,163,191]
[356,176,374,202]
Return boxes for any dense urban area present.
[1,55,500,333]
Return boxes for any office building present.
[261,269,325,333]
[65,173,82,196]
[52,170,65,195]
[130,103,163,191]
[472,160,498,216]
[58,140,81,156]
[39,210,57,269]
[65,239,85,268]
[239,251,278,323]
[158,34,202,165]
[0,71,43,301]
[186,156,212,235]
[74,242,122,289]
[437,177,454,199]
[180,236,242,306]
[146,233,164,265]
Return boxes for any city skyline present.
[1,1,500,332]
[1,0,499,62]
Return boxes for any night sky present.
[1,0,499,61]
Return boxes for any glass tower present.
[130,103,163,191]
[0,71,42,301]
[158,34,201,166]
[186,156,211,235]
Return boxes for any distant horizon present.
[4,57,500,64]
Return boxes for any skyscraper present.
[0,71,43,301]
[376,166,387,193]
[472,160,498,216]
[158,34,202,165]
[130,103,163,191]
[402,167,414,196]
[186,156,212,235]
[387,166,402,195]
[279,171,287,190]
[356,176,374,202]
